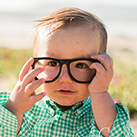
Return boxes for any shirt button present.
[76,110,81,114]
[62,113,67,119]
[55,115,60,120]
[49,108,54,114]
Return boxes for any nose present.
[58,64,73,83]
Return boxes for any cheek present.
[79,84,88,90]
[41,83,52,93]
[78,84,90,96]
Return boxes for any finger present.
[19,58,34,81]
[25,78,45,95]
[29,92,46,103]
[22,67,45,87]
[101,53,113,68]
[91,54,112,70]
[90,62,105,74]
[108,55,113,68]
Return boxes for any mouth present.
[57,90,74,95]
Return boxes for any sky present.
[0,0,137,48]
[0,0,137,12]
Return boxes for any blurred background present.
[0,0,137,135]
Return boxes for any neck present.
[55,103,74,111]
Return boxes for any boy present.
[0,7,134,136]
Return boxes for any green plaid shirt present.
[0,92,134,137]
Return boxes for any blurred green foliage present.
[0,48,137,117]
[110,60,137,117]
[0,48,33,91]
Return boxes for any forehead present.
[37,25,101,58]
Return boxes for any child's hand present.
[88,53,114,93]
[4,58,46,116]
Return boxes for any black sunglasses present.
[32,57,100,84]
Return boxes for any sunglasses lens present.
[34,59,60,81]
[69,60,96,82]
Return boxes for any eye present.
[75,63,87,69]
[48,61,59,67]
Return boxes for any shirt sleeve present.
[0,92,38,137]
[0,92,18,137]
[17,104,38,136]
[89,103,134,137]
[109,103,134,136]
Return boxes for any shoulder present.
[0,91,10,97]
[0,91,10,105]
[109,103,134,136]
[115,103,130,120]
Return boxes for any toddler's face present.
[37,25,101,106]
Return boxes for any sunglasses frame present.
[32,57,100,84]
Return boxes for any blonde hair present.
[33,7,107,56]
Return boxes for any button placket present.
[50,108,54,114]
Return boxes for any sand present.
[107,35,137,67]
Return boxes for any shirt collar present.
[42,96,91,118]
